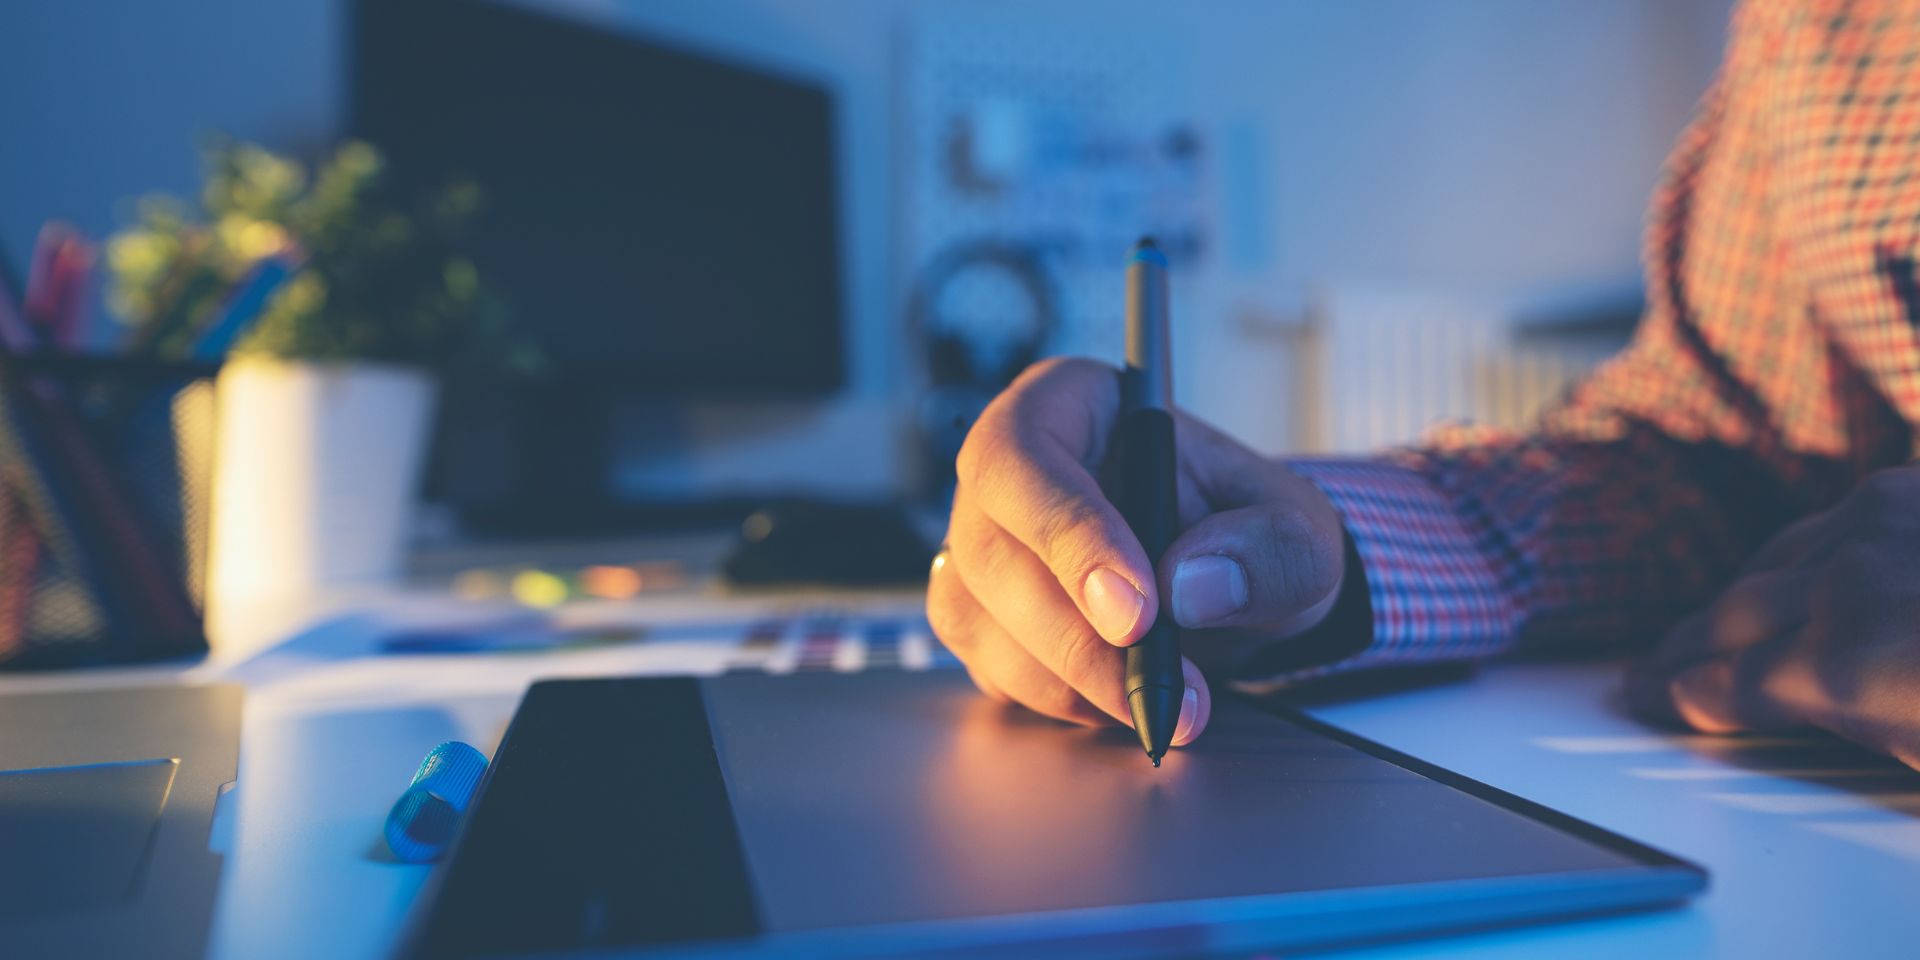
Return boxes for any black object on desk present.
[402,680,759,959]
[721,499,933,587]
[400,672,1706,959]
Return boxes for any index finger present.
[955,358,1157,645]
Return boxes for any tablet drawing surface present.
[710,672,1660,931]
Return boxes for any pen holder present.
[0,355,220,670]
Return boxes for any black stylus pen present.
[1117,237,1182,767]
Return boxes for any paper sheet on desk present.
[1534,730,1920,862]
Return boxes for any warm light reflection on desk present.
[921,698,1163,902]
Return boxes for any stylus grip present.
[1115,406,1181,742]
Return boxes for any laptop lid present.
[0,683,242,960]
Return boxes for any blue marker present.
[192,256,294,360]
[385,741,489,863]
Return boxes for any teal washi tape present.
[384,740,488,863]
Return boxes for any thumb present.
[1160,502,1344,634]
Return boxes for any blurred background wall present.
[0,0,1737,507]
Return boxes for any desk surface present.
[3,587,1916,959]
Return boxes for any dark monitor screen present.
[350,0,844,397]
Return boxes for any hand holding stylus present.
[928,355,1347,748]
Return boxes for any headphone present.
[912,239,1058,389]
[909,239,1060,494]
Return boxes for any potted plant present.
[107,139,531,610]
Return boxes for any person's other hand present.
[927,357,1347,746]
[1627,463,1920,769]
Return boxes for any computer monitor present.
[350,0,845,398]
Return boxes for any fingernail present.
[1172,555,1248,626]
[1083,567,1145,643]
[1171,686,1200,746]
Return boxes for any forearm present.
[1245,426,1840,684]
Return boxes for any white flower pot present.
[206,359,438,614]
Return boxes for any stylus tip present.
[1149,752,1163,768]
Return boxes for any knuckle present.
[949,523,1019,593]
[1017,355,1078,384]
[1005,357,1121,443]
[1706,581,1765,648]
[1704,600,1741,649]
[954,408,1011,489]
[1017,355,1110,390]
[1260,507,1342,605]
[1304,520,1345,599]
[1004,358,1116,425]
[942,514,983,569]
[955,408,1049,507]
[1055,629,1120,699]
[1034,506,1115,581]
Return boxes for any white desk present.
[5,587,1917,959]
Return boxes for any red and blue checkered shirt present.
[1285,0,1920,677]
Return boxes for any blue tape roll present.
[384,740,489,863]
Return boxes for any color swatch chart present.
[725,615,961,675]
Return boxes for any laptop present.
[0,683,242,960]
[401,671,1705,958]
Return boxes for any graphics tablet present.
[401,672,1706,959]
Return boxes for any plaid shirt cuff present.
[1249,458,1520,683]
